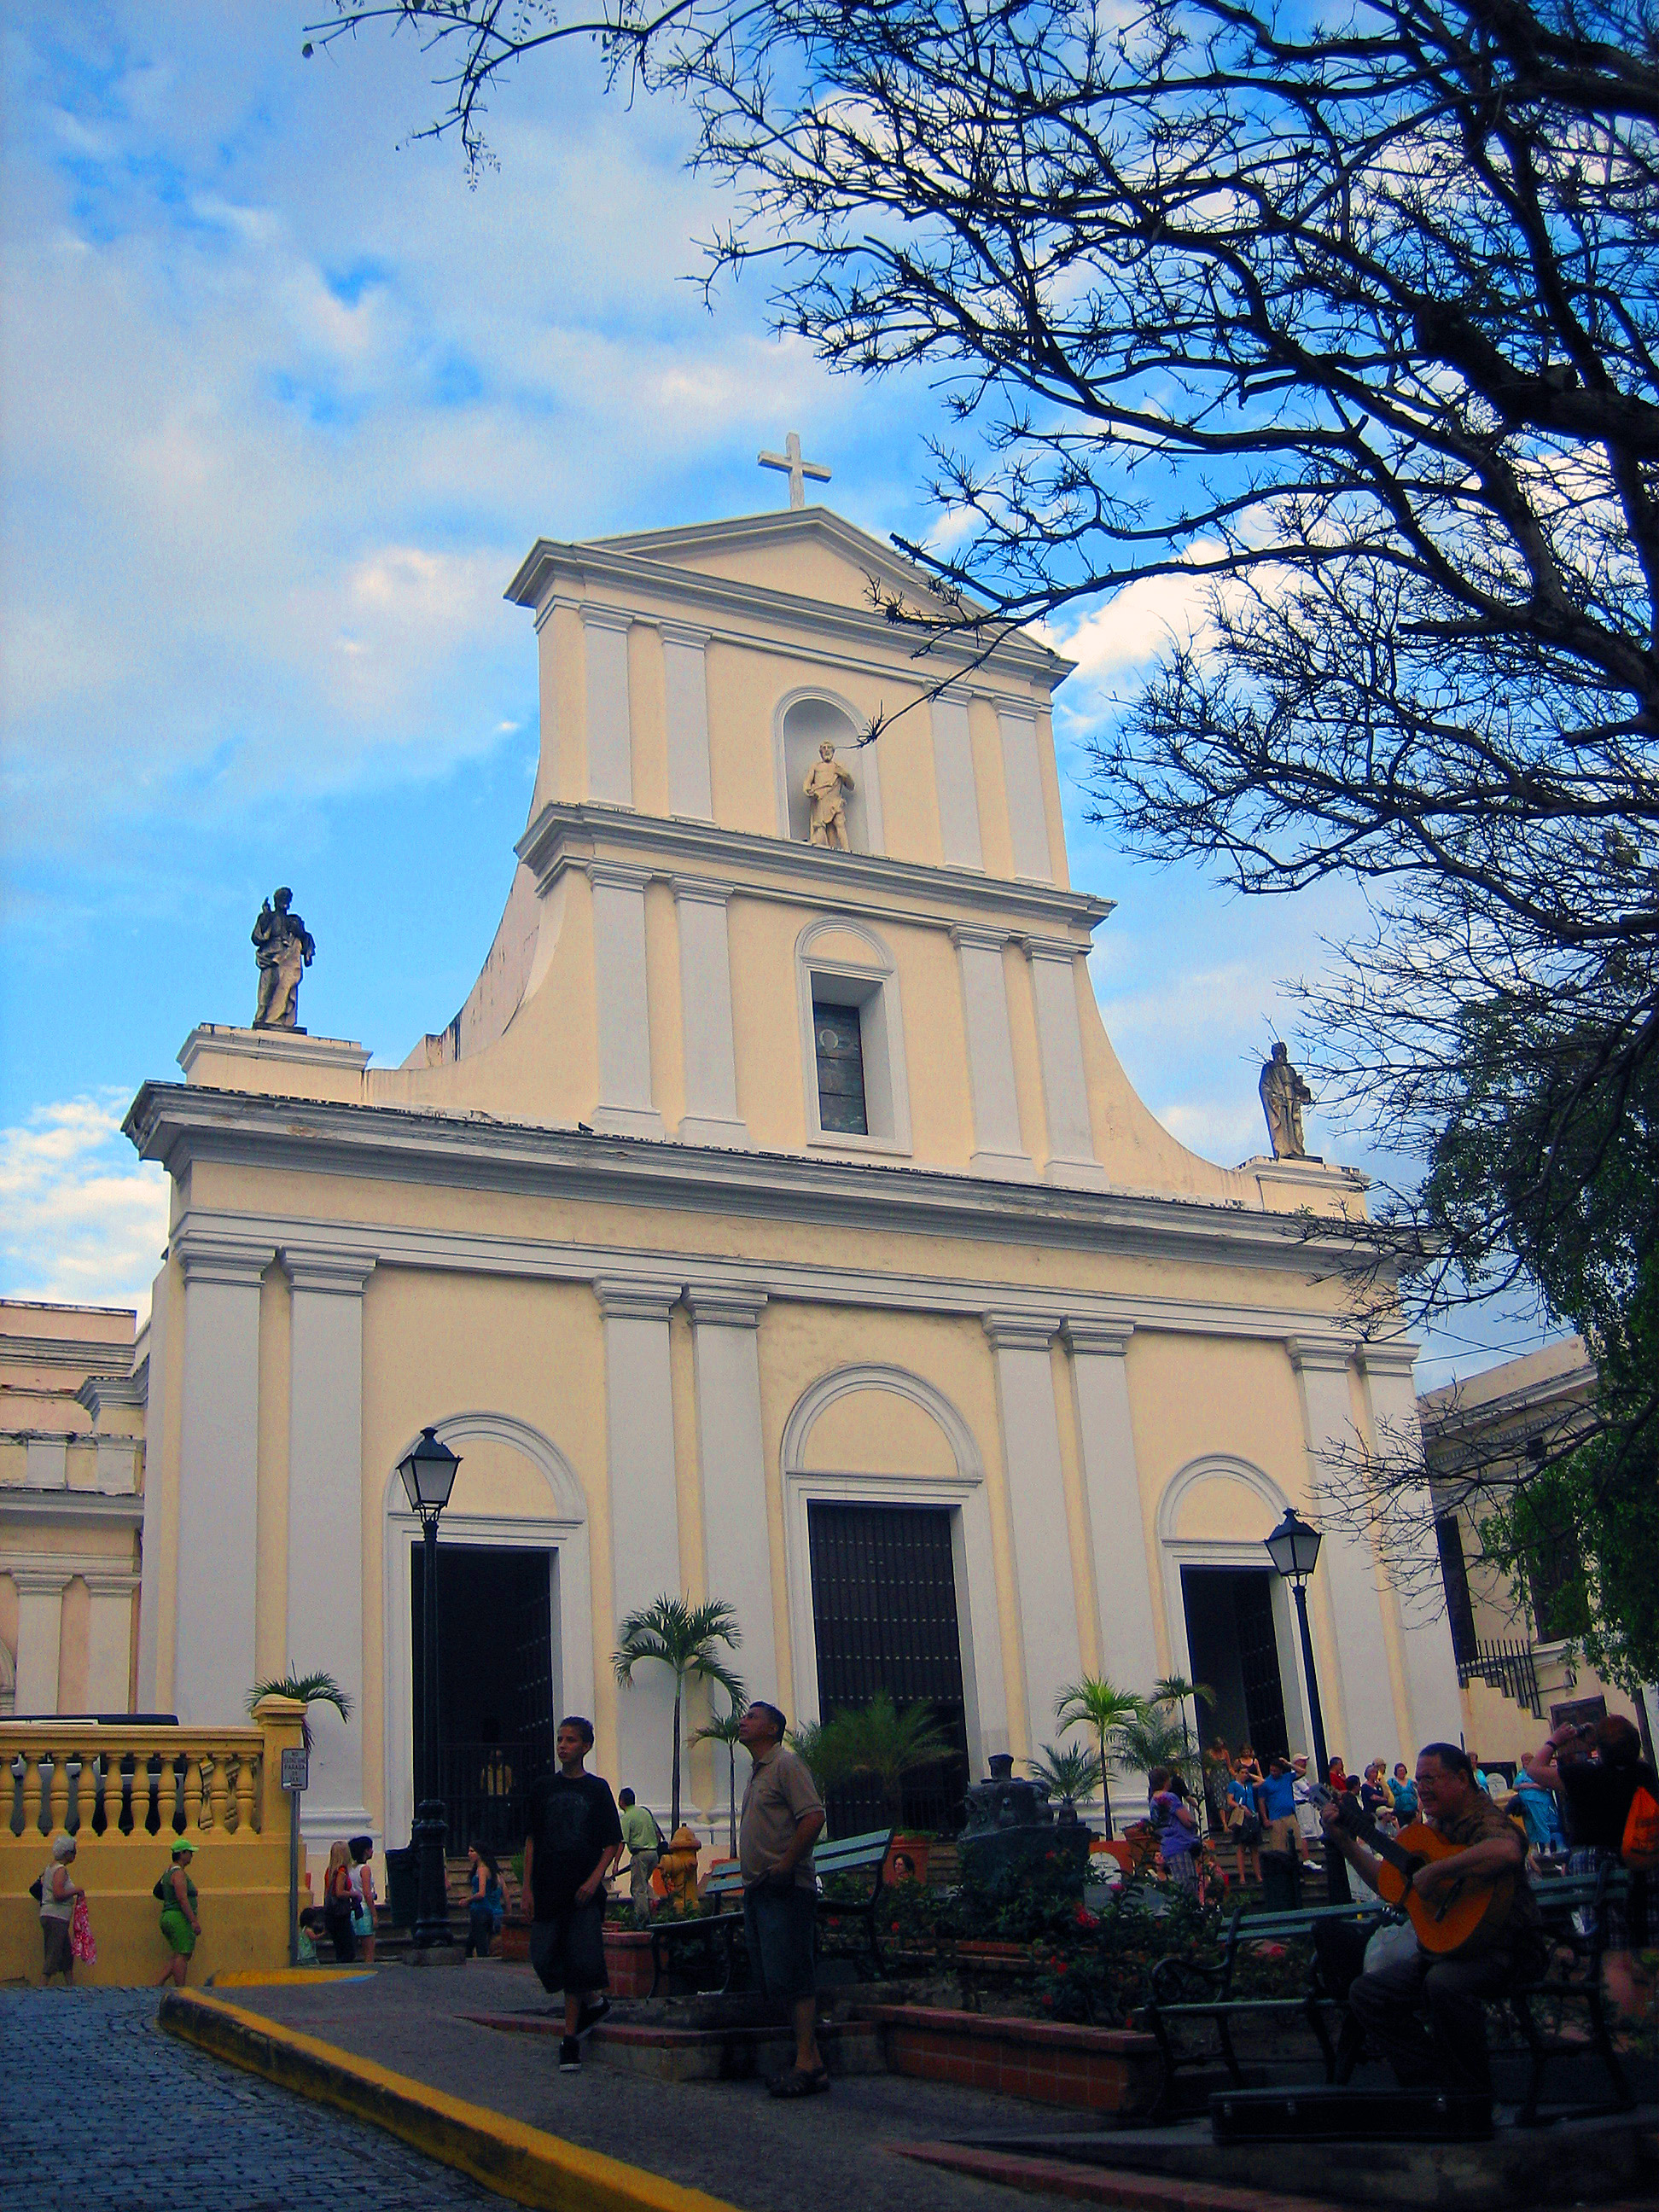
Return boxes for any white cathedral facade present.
[119,499,1460,1873]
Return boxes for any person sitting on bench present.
[1323,1741,1542,2096]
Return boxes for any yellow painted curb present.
[158,1989,742,2212]
[210,1968,374,1988]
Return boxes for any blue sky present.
[0,5,1548,1381]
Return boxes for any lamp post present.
[399,1424,461,1947]
[1263,1505,1348,1902]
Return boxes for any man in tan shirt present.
[737,1700,828,2096]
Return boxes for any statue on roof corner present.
[1259,1040,1314,1160]
[803,739,855,850]
[252,887,315,1029]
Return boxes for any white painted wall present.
[583,608,635,806]
[931,690,983,869]
[985,1316,1083,1754]
[953,926,1031,1176]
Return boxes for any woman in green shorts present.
[157,1838,201,1986]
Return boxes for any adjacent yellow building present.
[102,503,1461,1883]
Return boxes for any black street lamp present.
[1263,1505,1348,1902]
[399,1424,461,1947]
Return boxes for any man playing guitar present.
[1322,1741,1540,2095]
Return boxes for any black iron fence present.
[436,1738,551,1857]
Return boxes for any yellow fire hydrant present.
[658,1826,702,1914]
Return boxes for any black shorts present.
[742,1883,817,2002]
[529,1901,607,1995]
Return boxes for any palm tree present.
[613,1595,743,1835]
[1152,1674,1217,1769]
[1054,1678,1148,1839]
[691,1695,746,1858]
[1028,1742,1104,1817]
[246,1669,352,1754]
[818,1691,957,1828]
[1118,1705,1202,1796]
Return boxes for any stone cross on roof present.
[758,430,831,509]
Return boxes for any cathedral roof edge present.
[504,515,1074,689]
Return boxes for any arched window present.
[795,917,911,1153]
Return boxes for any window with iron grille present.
[812,1001,868,1134]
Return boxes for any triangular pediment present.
[584,506,980,623]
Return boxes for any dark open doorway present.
[1181,1566,1291,1766]
[412,1544,556,1854]
[807,1500,970,1837]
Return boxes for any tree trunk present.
[728,1743,737,1859]
[1098,1730,1115,1839]
[671,1682,683,1836]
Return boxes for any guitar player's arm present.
[1318,1802,1383,1890]
[1408,1825,1523,1896]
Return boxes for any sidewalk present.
[219,1963,1102,2211]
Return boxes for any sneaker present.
[558,2036,581,2072]
[574,1995,611,2040]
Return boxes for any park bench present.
[1145,1897,1391,2112]
[647,1827,894,1996]
[1501,1860,1636,2126]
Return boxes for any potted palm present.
[1053,1676,1147,1839]
[818,1691,955,1882]
[691,1694,745,1867]
[1028,1741,1105,1824]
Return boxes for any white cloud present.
[0,1095,168,1314]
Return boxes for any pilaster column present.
[984,1313,1082,1755]
[952,926,1033,1179]
[173,1234,272,1725]
[1289,1339,1400,1761]
[1358,1343,1464,1743]
[996,702,1053,881]
[1063,1322,1161,1695]
[84,1571,138,1713]
[931,687,983,868]
[672,878,749,1149]
[25,1437,67,1487]
[590,862,666,1140]
[13,1569,68,1715]
[581,604,635,806]
[661,622,713,819]
[1026,940,1106,1189]
[685,1284,777,1717]
[284,1244,376,1843]
[597,1277,683,1813]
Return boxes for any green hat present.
[172,1838,195,1857]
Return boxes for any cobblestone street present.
[1,1990,500,2212]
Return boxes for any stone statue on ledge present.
[1259,1040,1314,1160]
[803,739,854,849]
[252,888,315,1029]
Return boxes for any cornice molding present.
[1064,1319,1135,1359]
[0,1334,135,1372]
[506,510,1074,690]
[173,1230,275,1288]
[593,1275,678,1323]
[73,1374,146,1420]
[517,801,1113,940]
[125,1086,1408,1296]
[684,1282,768,1330]
[1287,1336,1357,1375]
[178,1026,370,1079]
[282,1244,378,1297]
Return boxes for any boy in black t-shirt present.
[522,1715,623,2073]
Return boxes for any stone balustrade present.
[0,1696,305,1985]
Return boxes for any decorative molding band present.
[593,1276,679,1323]
[74,1374,146,1419]
[178,1026,371,1078]
[508,520,1070,689]
[0,1490,146,1527]
[0,1333,136,1371]
[9,1568,71,1596]
[518,802,1113,940]
[80,1571,141,1597]
[1025,936,1081,966]
[660,620,712,649]
[684,1283,767,1330]
[127,1089,1406,1292]
[1354,1342,1422,1381]
[983,1310,1062,1352]
[281,1245,378,1296]
[951,923,1011,952]
[173,1231,275,1288]
[1064,1319,1135,1358]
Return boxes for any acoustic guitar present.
[1312,1787,1517,1956]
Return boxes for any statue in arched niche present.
[803,739,854,850]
